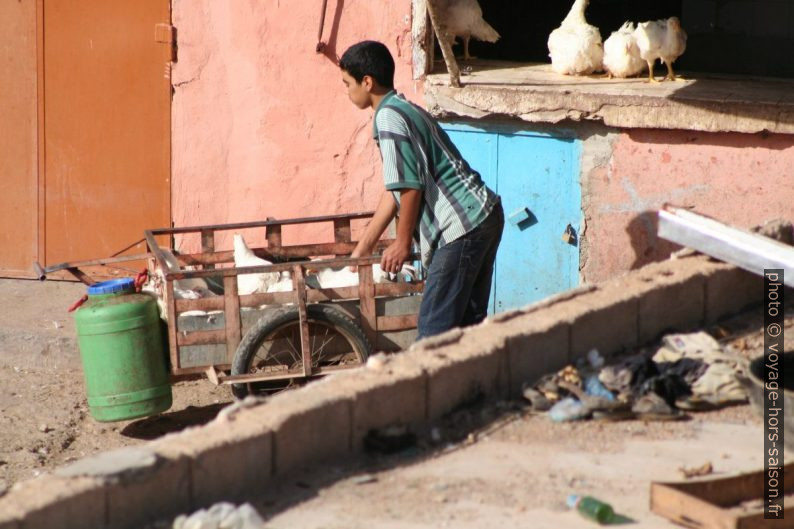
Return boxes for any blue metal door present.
[441,123,581,313]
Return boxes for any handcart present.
[37,212,423,398]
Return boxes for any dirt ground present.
[1,276,792,527]
[245,303,792,529]
[0,278,234,494]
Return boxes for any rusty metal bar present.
[220,370,298,384]
[374,282,424,296]
[176,329,227,347]
[200,229,215,271]
[65,267,96,285]
[377,314,419,332]
[333,218,352,242]
[292,264,313,377]
[333,218,352,258]
[217,363,361,385]
[358,264,377,346]
[171,363,231,378]
[266,224,282,248]
[36,253,151,278]
[223,276,242,362]
[165,280,180,371]
[148,211,375,236]
[144,230,176,274]
[164,253,419,281]
[179,240,396,267]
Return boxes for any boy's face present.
[341,70,372,109]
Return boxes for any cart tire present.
[231,304,372,398]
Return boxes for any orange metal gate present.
[0,1,39,277]
[0,0,171,279]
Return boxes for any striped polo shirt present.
[373,91,499,266]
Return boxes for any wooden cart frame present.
[38,212,424,388]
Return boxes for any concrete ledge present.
[1,476,104,529]
[631,259,707,344]
[703,261,763,323]
[420,333,508,420]
[340,357,428,452]
[259,384,353,476]
[153,420,273,508]
[0,255,762,527]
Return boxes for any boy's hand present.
[381,239,411,274]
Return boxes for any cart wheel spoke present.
[231,305,372,399]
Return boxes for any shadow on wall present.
[623,128,794,151]
[626,210,682,270]
[317,0,345,65]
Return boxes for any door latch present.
[562,224,577,245]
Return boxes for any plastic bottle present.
[566,494,614,524]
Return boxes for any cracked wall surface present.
[582,129,794,283]
[170,0,418,251]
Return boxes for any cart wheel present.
[231,304,372,398]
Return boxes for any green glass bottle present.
[566,494,614,524]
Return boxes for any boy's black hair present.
[339,41,395,89]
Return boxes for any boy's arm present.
[349,191,398,268]
[381,188,421,274]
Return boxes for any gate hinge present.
[154,23,175,44]
[155,23,177,62]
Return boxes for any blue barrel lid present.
[87,278,135,296]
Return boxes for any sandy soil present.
[254,403,762,529]
[1,276,791,528]
[0,278,234,494]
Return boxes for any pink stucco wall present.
[583,129,794,283]
[171,0,416,251]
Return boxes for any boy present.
[340,40,503,340]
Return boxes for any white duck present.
[602,21,645,78]
[232,234,280,295]
[436,0,501,61]
[634,17,687,82]
[547,0,603,75]
[311,263,418,289]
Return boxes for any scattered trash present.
[172,502,267,529]
[632,392,684,421]
[521,385,552,411]
[366,353,388,370]
[566,494,615,524]
[678,461,713,479]
[548,397,587,422]
[584,375,614,402]
[558,365,581,385]
[525,331,749,424]
[430,427,443,443]
[363,425,416,454]
[352,473,378,485]
[38,423,49,433]
[586,348,605,370]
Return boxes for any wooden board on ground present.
[651,463,794,528]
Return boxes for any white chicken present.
[602,22,645,78]
[312,263,418,289]
[547,0,603,75]
[633,17,687,82]
[435,0,500,61]
[232,234,280,295]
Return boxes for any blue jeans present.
[417,202,504,340]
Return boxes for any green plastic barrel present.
[74,278,172,422]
